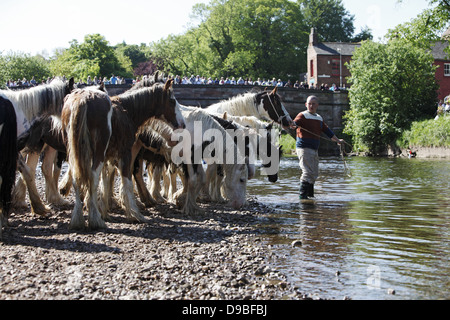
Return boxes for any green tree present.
[50,34,132,81]
[387,1,449,55]
[298,0,372,42]
[344,39,438,155]
[151,0,368,80]
[0,52,51,87]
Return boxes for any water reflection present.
[248,157,450,300]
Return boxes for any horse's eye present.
[240,178,245,183]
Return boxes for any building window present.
[445,63,450,76]
[332,59,340,76]
[310,60,314,77]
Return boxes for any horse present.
[204,86,294,128]
[220,113,283,183]
[95,80,184,226]
[61,86,112,230]
[170,105,249,215]
[0,78,75,215]
[132,118,176,207]
[0,95,18,238]
[17,114,69,206]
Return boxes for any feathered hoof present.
[69,217,86,231]
[127,210,148,224]
[31,205,52,218]
[88,216,107,230]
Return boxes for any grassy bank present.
[398,116,450,148]
[279,133,296,156]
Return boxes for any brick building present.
[307,27,450,100]
[306,28,360,89]
[431,28,450,101]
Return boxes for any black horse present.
[0,95,18,237]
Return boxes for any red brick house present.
[306,28,360,89]
[432,28,450,101]
[307,27,450,100]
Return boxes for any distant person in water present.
[291,95,344,200]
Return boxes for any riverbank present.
[399,146,450,158]
[0,175,312,301]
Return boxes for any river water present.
[247,156,449,300]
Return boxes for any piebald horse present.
[204,87,293,129]
[62,80,184,229]
[0,78,75,215]
[61,87,112,230]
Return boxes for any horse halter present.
[265,92,289,124]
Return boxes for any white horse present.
[0,78,75,215]
[170,105,249,215]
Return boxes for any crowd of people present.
[171,74,345,91]
[5,73,346,92]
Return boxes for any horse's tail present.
[66,96,93,190]
[0,96,18,220]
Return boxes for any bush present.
[398,116,450,148]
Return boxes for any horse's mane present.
[205,92,260,118]
[0,78,70,120]
[215,113,269,130]
[138,117,174,145]
[112,83,167,126]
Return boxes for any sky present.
[0,0,432,56]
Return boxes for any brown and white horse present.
[62,80,184,229]
[61,86,112,230]
[1,78,75,215]
[103,79,184,223]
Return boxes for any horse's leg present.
[149,164,166,203]
[200,164,215,202]
[12,151,38,209]
[182,164,204,216]
[17,154,51,216]
[59,169,72,196]
[98,163,116,221]
[133,157,156,207]
[118,149,147,223]
[87,161,106,230]
[211,165,226,203]
[167,165,178,202]
[69,176,85,230]
[42,146,70,206]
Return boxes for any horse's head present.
[64,77,76,96]
[160,79,185,130]
[223,163,248,209]
[258,87,293,129]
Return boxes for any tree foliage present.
[2,0,370,85]
[0,52,51,87]
[344,40,438,154]
[387,0,450,54]
[150,0,368,80]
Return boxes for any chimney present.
[309,28,318,46]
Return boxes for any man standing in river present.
[291,95,344,200]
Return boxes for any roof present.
[311,42,361,56]
[431,41,450,61]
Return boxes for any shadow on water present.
[248,156,450,300]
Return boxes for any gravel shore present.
[0,173,306,301]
